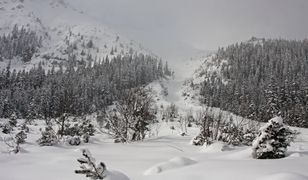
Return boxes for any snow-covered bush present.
[192,110,258,146]
[9,112,18,127]
[163,103,179,122]
[68,136,81,146]
[21,123,30,133]
[15,130,27,144]
[63,123,78,136]
[192,109,215,146]
[104,87,156,142]
[191,133,208,146]
[55,113,70,137]
[60,118,95,137]
[1,123,13,134]
[55,115,95,145]
[219,120,244,146]
[75,149,130,180]
[75,149,107,179]
[3,137,21,154]
[82,133,90,143]
[242,130,257,146]
[252,116,294,159]
[79,121,95,136]
[37,126,58,146]
[64,121,95,144]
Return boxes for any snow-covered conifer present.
[75,149,107,180]
[2,123,13,134]
[15,130,27,144]
[252,116,294,159]
[21,123,30,133]
[68,136,81,146]
[82,133,90,143]
[9,112,18,127]
[37,126,58,146]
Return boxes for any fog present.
[68,0,308,60]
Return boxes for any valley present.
[1,0,308,180]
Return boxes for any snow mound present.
[199,141,230,153]
[257,172,308,180]
[144,156,197,175]
[288,152,302,158]
[105,170,130,180]
[271,116,284,124]
[221,148,253,160]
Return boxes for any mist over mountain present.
[0,0,156,70]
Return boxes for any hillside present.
[0,0,155,71]
[184,38,308,128]
[1,75,308,180]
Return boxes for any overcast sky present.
[69,0,308,60]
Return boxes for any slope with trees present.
[0,53,171,119]
[196,38,308,127]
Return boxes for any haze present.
[68,0,308,60]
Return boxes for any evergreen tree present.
[75,149,107,180]
[252,116,294,159]
[198,38,308,127]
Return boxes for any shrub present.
[15,130,27,144]
[37,126,58,146]
[252,116,294,159]
[75,149,107,180]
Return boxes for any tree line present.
[0,54,171,120]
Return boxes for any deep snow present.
[1,120,308,180]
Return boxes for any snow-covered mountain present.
[181,37,265,104]
[0,0,156,70]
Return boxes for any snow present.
[257,172,308,180]
[143,156,197,175]
[0,0,156,71]
[1,2,308,179]
[271,116,284,124]
[3,123,307,180]
[105,170,130,180]
[199,141,231,153]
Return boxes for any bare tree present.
[104,87,156,142]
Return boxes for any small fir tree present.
[37,126,58,146]
[75,149,107,180]
[9,112,18,127]
[252,116,294,159]
[15,130,27,144]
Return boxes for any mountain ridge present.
[0,0,157,71]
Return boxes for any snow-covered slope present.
[1,47,308,180]
[1,118,308,180]
[0,0,156,70]
[181,53,229,105]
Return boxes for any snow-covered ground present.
[1,53,308,180]
[1,119,308,180]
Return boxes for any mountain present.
[0,0,172,120]
[0,0,156,71]
[184,38,308,128]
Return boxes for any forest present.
[0,25,42,62]
[0,25,171,120]
[0,54,171,119]
[199,38,308,127]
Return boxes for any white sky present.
[68,0,308,60]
